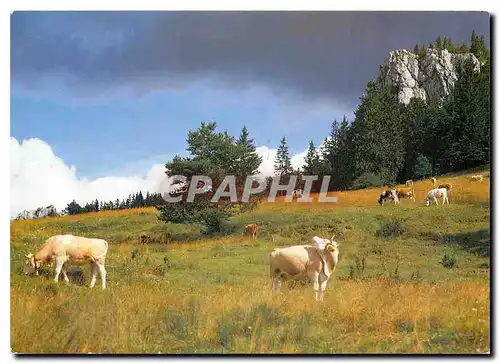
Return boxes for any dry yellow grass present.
[10,172,490,354]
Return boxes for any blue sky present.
[10,11,490,215]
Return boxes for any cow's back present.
[270,245,316,277]
[51,235,108,262]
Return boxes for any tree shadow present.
[421,229,490,257]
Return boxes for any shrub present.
[441,254,457,269]
[348,255,366,279]
[414,154,433,178]
[375,218,406,238]
[351,172,385,190]
[152,264,167,277]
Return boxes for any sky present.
[10,11,490,216]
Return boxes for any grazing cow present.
[438,183,452,191]
[293,189,303,198]
[269,236,340,301]
[378,190,399,206]
[431,177,437,185]
[244,223,259,239]
[469,175,484,182]
[396,188,416,203]
[425,188,449,206]
[24,234,108,289]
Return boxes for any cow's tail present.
[91,240,109,262]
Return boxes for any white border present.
[3,1,496,363]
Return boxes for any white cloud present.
[10,137,167,218]
[10,137,316,217]
[255,145,308,176]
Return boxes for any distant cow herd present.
[21,174,485,301]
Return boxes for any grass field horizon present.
[10,170,491,354]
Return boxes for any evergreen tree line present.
[274,31,490,191]
[412,31,489,61]
[64,191,165,215]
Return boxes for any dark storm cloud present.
[11,11,490,107]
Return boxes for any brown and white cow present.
[244,223,259,239]
[396,187,416,203]
[438,183,452,191]
[24,234,108,289]
[269,236,340,301]
[378,190,399,206]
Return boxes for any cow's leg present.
[89,262,98,288]
[97,262,107,289]
[272,276,280,294]
[433,196,439,205]
[53,257,66,283]
[312,271,320,301]
[318,280,328,302]
[61,267,70,284]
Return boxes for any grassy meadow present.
[10,172,490,354]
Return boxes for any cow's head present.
[326,241,339,252]
[23,253,39,275]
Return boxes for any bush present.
[441,253,457,269]
[351,173,385,190]
[414,154,433,178]
[375,218,406,238]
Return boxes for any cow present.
[430,177,437,185]
[469,175,484,182]
[378,190,399,206]
[293,189,303,199]
[396,188,415,203]
[438,183,452,191]
[269,235,340,301]
[405,179,414,187]
[244,223,259,239]
[23,234,108,289]
[425,188,449,206]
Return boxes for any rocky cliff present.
[378,48,480,105]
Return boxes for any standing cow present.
[269,236,340,301]
[244,223,259,239]
[24,234,109,289]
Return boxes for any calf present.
[244,223,259,239]
[24,234,108,289]
[378,190,399,206]
[293,189,303,198]
[469,175,484,182]
[425,188,449,206]
[269,236,340,301]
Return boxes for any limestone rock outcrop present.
[378,48,480,105]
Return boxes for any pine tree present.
[65,200,83,215]
[470,31,479,55]
[137,191,145,207]
[274,136,293,177]
[435,36,443,51]
[302,140,321,175]
[349,81,405,185]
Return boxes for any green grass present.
[10,175,491,354]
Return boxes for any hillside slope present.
[10,171,490,354]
